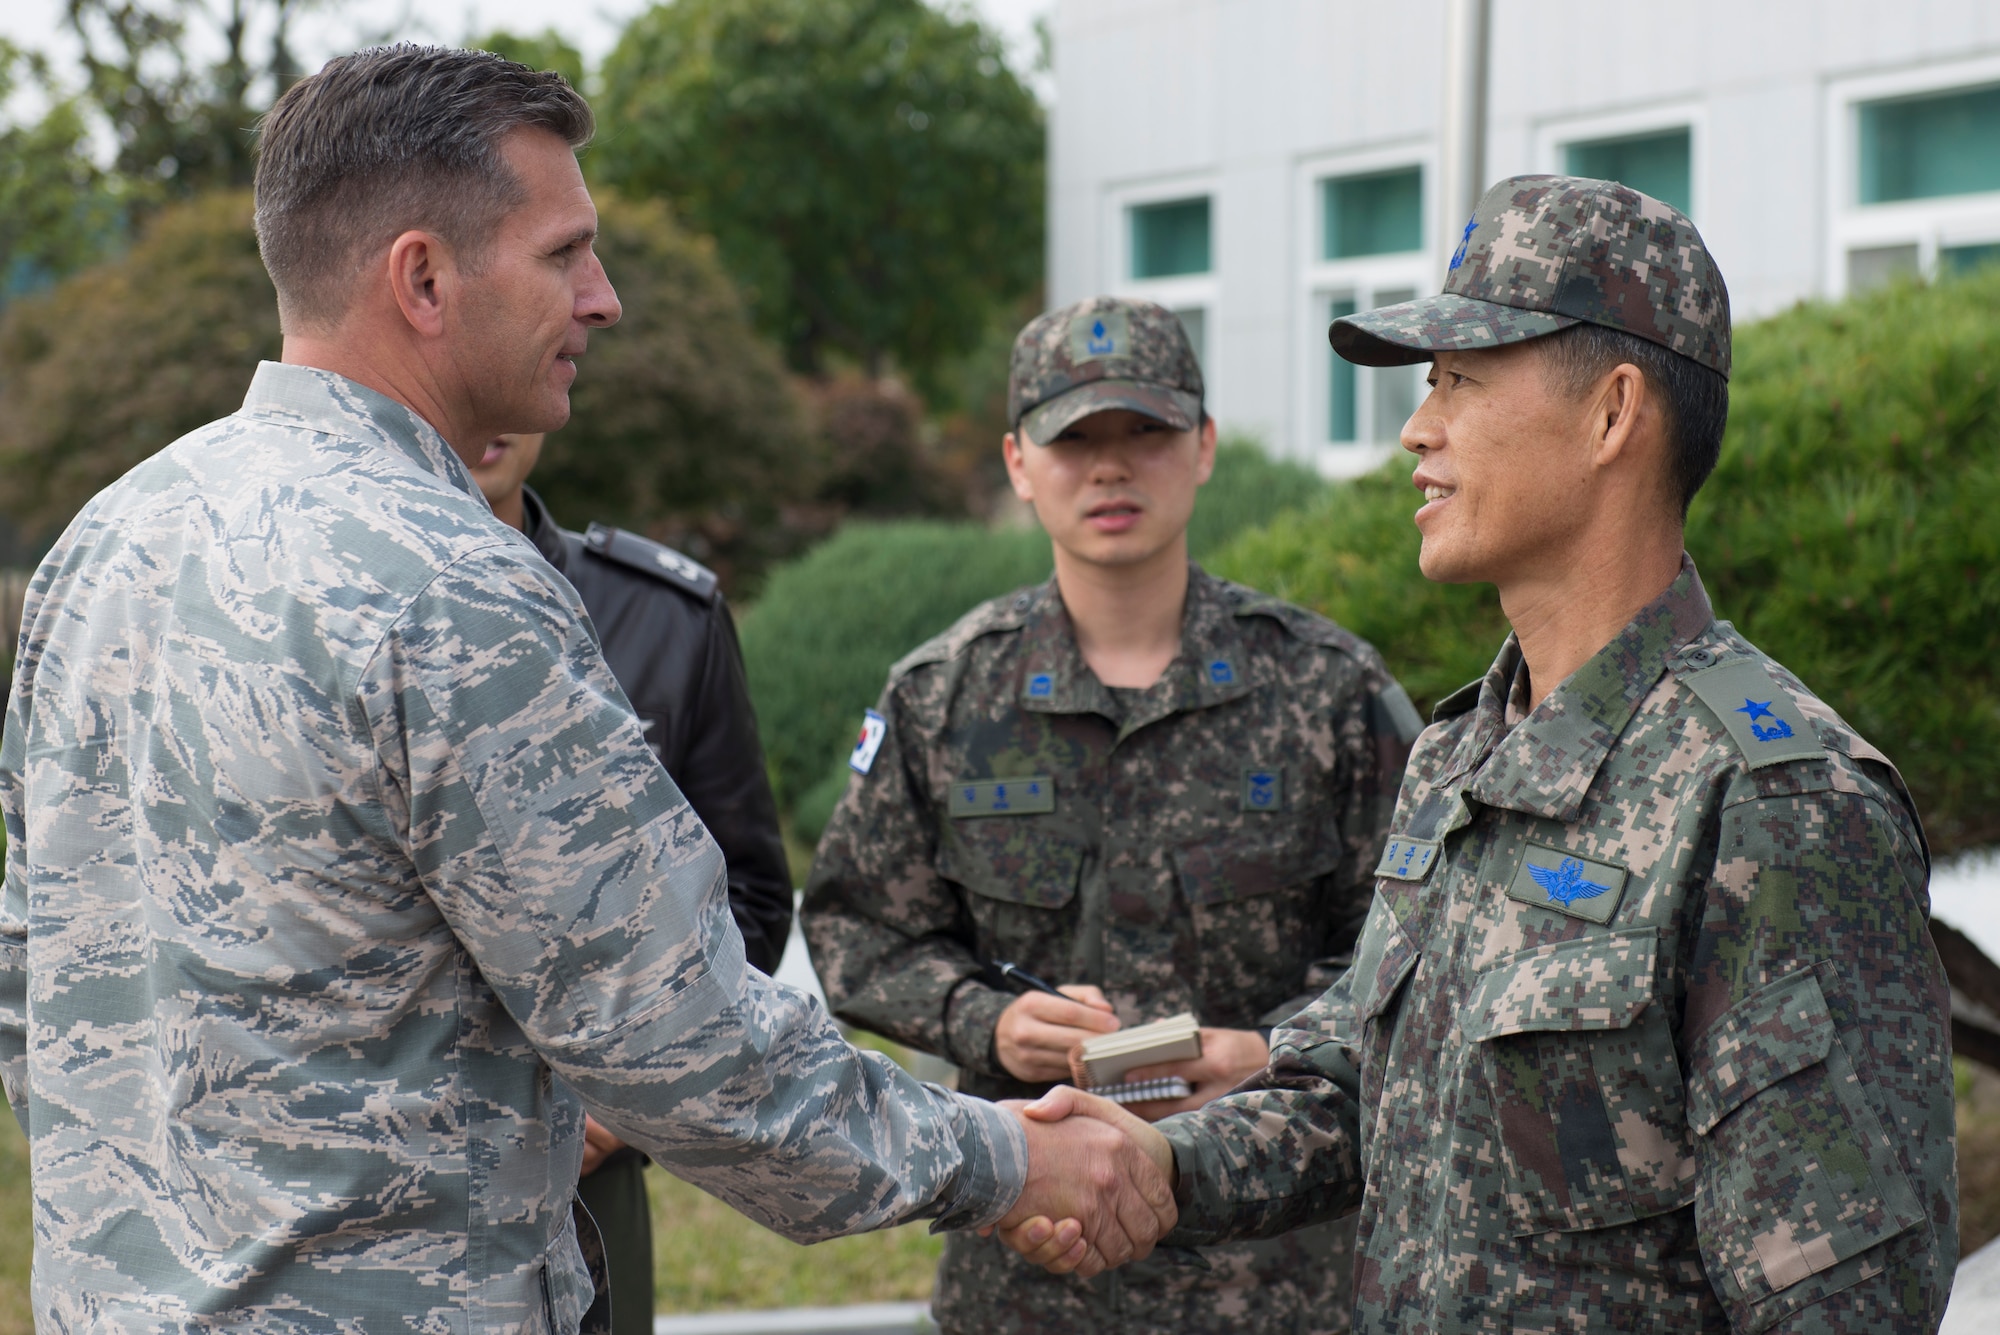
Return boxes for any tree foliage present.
[740,442,1330,839]
[0,42,128,298]
[1212,270,2000,857]
[529,192,821,589]
[62,0,314,195]
[593,0,1044,389]
[0,191,279,531]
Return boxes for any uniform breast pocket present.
[1685,963,1925,1331]
[937,816,1087,963]
[1462,928,1694,1236]
[1173,824,1342,1020]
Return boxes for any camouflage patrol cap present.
[1009,296,1204,443]
[1331,174,1732,378]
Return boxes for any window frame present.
[1294,141,1434,477]
[1824,54,2000,297]
[1534,100,1706,223]
[1105,174,1222,416]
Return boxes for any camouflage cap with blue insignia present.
[1009,296,1205,443]
[1331,174,1732,378]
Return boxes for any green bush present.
[742,440,1330,840]
[1212,268,2000,857]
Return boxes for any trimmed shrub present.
[742,440,1330,839]
[741,520,1052,838]
[1212,268,2000,857]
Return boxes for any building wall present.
[1049,0,2000,472]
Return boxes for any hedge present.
[740,440,1328,839]
[1211,267,2000,857]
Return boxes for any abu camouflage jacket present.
[0,363,1025,1334]
[803,565,1417,1333]
[1159,558,1956,1334]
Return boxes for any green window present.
[1941,242,2000,277]
[1130,198,1211,279]
[1859,84,2000,203]
[1329,298,1357,442]
[1565,128,1693,215]
[1322,168,1423,260]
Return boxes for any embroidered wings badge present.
[1527,857,1613,909]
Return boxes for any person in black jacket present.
[471,430,795,1335]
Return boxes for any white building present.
[1047,0,2000,475]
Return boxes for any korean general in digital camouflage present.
[1046,177,1956,1333]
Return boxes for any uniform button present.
[1014,593,1033,611]
[1685,647,1716,668]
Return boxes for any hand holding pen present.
[991,958,1122,1084]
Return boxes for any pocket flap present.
[1358,924,1420,1024]
[937,822,1084,909]
[1461,929,1658,1041]
[1172,837,1340,906]
[1686,968,1835,1136]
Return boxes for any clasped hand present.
[987,1085,1178,1277]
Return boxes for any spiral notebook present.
[1088,1075,1194,1105]
[1071,1012,1202,1088]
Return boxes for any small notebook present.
[1072,1012,1202,1088]
[1089,1076,1194,1105]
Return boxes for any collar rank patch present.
[1677,659,1825,769]
[949,776,1056,818]
[1374,836,1440,882]
[849,710,887,775]
[1208,659,1236,686]
[1026,672,1055,699]
[1241,768,1284,812]
[1506,843,1628,924]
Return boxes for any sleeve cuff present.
[943,980,1013,1076]
[1155,1113,1242,1248]
[928,1088,1027,1232]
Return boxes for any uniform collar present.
[1459,554,1716,822]
[1016,562,1253,736]
[518,485,569,572]
[236,361,481,501]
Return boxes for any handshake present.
[985,1085,1179,1277]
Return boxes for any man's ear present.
[386,230,451,338]
[1591,363,1647,467]
[1193,416,1218,487]
[1002,430,1035,503]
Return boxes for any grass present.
[0,1108,30,1335]
[647,1166,941,1312]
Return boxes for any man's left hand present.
[1116,1027,1270,1121]
[581,1115,626,1177]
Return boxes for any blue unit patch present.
[1374,836,1440,881]
[1208,659,1235,686]
[1087,319,1116,355]
[1527,857,1612,908]
[1505,843,1628,924]
[948,775,1056,818]
[1027,673,1054,698]
[1240,768,1284,812]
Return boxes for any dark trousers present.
[576,1149,655,1335]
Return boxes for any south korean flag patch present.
[849,710,888,775]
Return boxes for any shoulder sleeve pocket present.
[1690,963,1926,1332]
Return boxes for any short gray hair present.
[254,44,594,330]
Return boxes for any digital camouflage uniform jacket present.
[0,364,1025,1334]
[804,566,1420,1333]
[1159,558,1956,1334]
